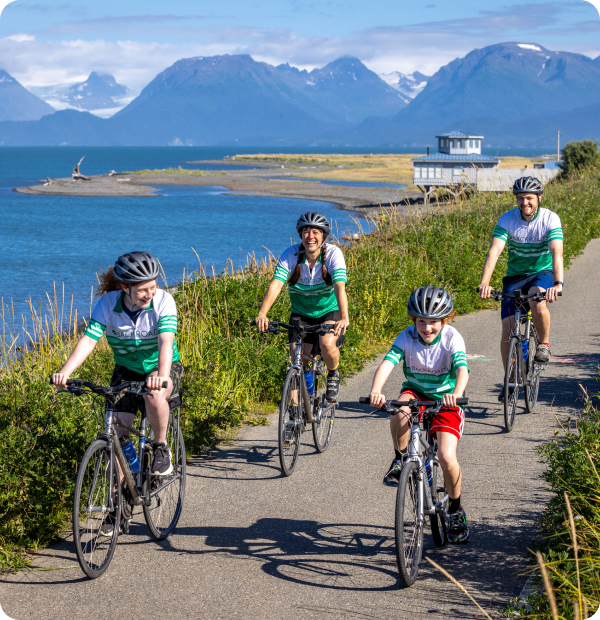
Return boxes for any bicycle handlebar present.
[50,377,168,394]
[359,396,468,415]
[250,319,335,335]
[477,286,562,303]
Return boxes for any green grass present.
[1,168,599,571]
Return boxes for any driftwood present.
[72,156,91,181]
[109,170,117,176]
[43,177,52,186]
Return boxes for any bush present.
[558,139,600,179]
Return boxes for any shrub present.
[558,140,600,179]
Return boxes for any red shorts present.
[399,389,465,440]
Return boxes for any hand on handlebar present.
[52,372,70,388]
[146,376,169,391]
[333,318,349,337]
[369,392,386,408]
[442,393,461,408]
[477,284,493,300]
[545,284,562,303]
[255,315,269,333]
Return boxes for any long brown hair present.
[288,243,333,286]
[97,266,124,295]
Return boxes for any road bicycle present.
[359,396,468,587]
[487,288,561,432]
[52,378,186,578]
[252,317,339,476]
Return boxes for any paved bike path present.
[3,240,600,620]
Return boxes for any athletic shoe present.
[534,343,551,363]
[382,459,403,487]
[447,507,470,544]
[151,442,173,476]
[99,510,121,537]
[326,370,340,401]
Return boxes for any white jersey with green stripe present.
[272,243,347,318]
[493,207,563,276]
[84,289,181,374]
[383,325,469,399]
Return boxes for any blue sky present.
[0,0,599,93]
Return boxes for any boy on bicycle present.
[369,286,470,544]
[52,252,183,483]
[478,177,563,400]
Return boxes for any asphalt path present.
[3,240,600,620]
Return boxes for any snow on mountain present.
[378,71,430,101]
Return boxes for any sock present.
[395,448,407,461]
[327,367,338,376]
[448,496,461,514]
[541,342,549,346]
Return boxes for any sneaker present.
[151,442,173,476]
[534,343,551,363]
[325,369,340,401]
[382,459,403,487]
[447,507,470,544]
[99,510,121,537]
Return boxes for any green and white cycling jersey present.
[384,325,469,399]
[493,207,563,276]
[84,289,180,374]
[272,243,347,318]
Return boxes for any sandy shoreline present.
[13,159,429,217]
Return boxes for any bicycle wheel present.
[72,439,121,579]
[504,338,520,433]
[524,329,540,413]
[143,413,186,540]
[429,457,448,547]
[279,368,302,476]
[312,360,335,453]
[395,461,424,587]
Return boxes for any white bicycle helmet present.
[407,286,454,319]
[114,252,160,283]
[296,212,331,237]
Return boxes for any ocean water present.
[0,147,362,325]
[265,178,407,189]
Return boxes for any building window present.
[469,139,473,148]
[460,139,465,148]
[436,166,442,178]
[454,166,464,175]
[429,166,435,179]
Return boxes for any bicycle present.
[486,287,561,432]
[52,378,186,578]
[359,395,468,587]
[251,316,339,476]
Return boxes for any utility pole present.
[557,130,560,162]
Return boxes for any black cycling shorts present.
[288,310,342,348]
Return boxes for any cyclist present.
[369,286,470,544]
[255,212,349,401]
[478,176,563,400]
[52,252,183,482]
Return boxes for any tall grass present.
[1,168,599,571]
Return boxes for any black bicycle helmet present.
[512,176,544,195]
[296,212,331,237]
[114,251,160,283]
[407,286,454,319]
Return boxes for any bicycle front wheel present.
[312,360,335,453]
[524,329,540,413]
[143,413,186,540]
[395,461,424,587]
[429,457,448,547]
[73,439,121,579]
[504,338,520,432]
[279,368,302,476]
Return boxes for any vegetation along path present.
[2,231,599,617]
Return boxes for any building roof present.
[412,153,499,164]
[435,130,483,139]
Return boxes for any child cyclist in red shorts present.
[369,286,470,544]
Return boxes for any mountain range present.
[0,43,599,147]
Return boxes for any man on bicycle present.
[255,212,349,401]
[369,287,470,544]
[479,176,563,400]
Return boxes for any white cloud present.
[6,32,34,41]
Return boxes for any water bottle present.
[425,459,433,486]
[523,338,529,362]
[304,368,314,395]
[119,436,140,473]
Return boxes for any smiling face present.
[415,317,443,343]
[301,226,325,253]
[517,193,541,221]
[121,279,157,309]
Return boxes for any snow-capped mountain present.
[378,71,430,101]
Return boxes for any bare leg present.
[319,322,340,370]
[436,431,461,499]
[501,316,514,370]
[390,394,413,451]
[143,371,173,444]
[529,286,551,343]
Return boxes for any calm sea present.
[0,146,551,328]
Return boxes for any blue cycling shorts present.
[501,270,554,320]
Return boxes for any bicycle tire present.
[429,457,448,547]
[278,368,302,476]
[312,360,335,453]
[72,439,121,579]
[395,461,424,587]
[524,329,540,413]
[143,413,186,540]
[504,338,520,432]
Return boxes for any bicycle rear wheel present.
[279,368,302,476]
[429,456,448,547]
[524,329,540,413]
[312,360,335,453]
[143,413,186,540]
[73,439,121,579]
[395,461,424,587]
[504,338,520,432]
